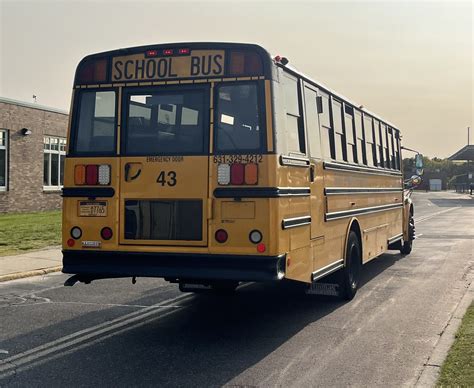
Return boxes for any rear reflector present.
[217,164,230,185]
[230,163,245,185]
[86,165,98,185]
[101,227,113,240]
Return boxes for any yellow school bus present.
[62,42,417,299]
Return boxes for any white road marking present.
[0,282,254,377]
[415,207,460,224]
[0,292,194,377]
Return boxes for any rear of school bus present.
[62,43,290,288]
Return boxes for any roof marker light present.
[146,50,158,57]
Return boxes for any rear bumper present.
[62,250,286,282]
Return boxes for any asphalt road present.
[1,191,473,387]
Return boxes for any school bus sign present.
[111,50,225,81]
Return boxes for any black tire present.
[211,281,239,294]
[400,214,415,255]
[339,231,362,301]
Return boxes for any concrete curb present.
[0,266,63,283]
[415,278,474,386]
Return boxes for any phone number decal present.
[213,155,263,164]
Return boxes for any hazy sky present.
[0,0,472,157]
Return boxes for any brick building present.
[0,97,68,213]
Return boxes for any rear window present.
[72,90,117,154]
[123,88,208,155]
[214,82,265,153]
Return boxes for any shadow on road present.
[1,251,410,386]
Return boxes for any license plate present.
[79,201,107,217]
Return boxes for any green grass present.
[437,302,474,387]
[0,211,62,256]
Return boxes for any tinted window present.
[215,83,263,153]
[73,91,116,154]
[125,89,207,155]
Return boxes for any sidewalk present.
[0,247,62,282]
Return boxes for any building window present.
[44,136,66,189]
[0,130,7,191]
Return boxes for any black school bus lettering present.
[111,51,225,81]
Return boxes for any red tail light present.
[86,165,98,185]
[215,229,228,243]
[101,227,113,240]
[230,163,245,185]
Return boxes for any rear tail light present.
[74,165,86,185]
[230,163,245,185]
[244,163,258,185]
[218,163,258,186]
[257,243,266,253]
[215,229,228,243]
[101,227,113,240]
[98,165,111,185]
[67,238,75,247]
[75,164,111,185]
[70,227,82,239]
[86,165,98,185]
[217,164,230,185]
[249,230,262,244]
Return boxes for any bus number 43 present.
[157,171,177,186]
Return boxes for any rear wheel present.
[339,231,362,300]
[400,213,415,255]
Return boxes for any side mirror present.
[415,154,423,169]
[410,175,422,186]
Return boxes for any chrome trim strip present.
[311,260,344,281]
[323,161,402,177]
[282,215,312,229]
[326,202,403,221]
[280,155,310,167]
[325,187,403,195]
[388,233,403,245]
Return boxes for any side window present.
[373,119,383,167]
[344,104,356,164]
[303,86,322,159]
[394,130,401,170]
[332,99,345,161]
[319,91,333,159]
[387,127,395,169]
[363,114,375,167]
[354,110,366,165]
[381,123,389,168]
[283,73,305,154]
